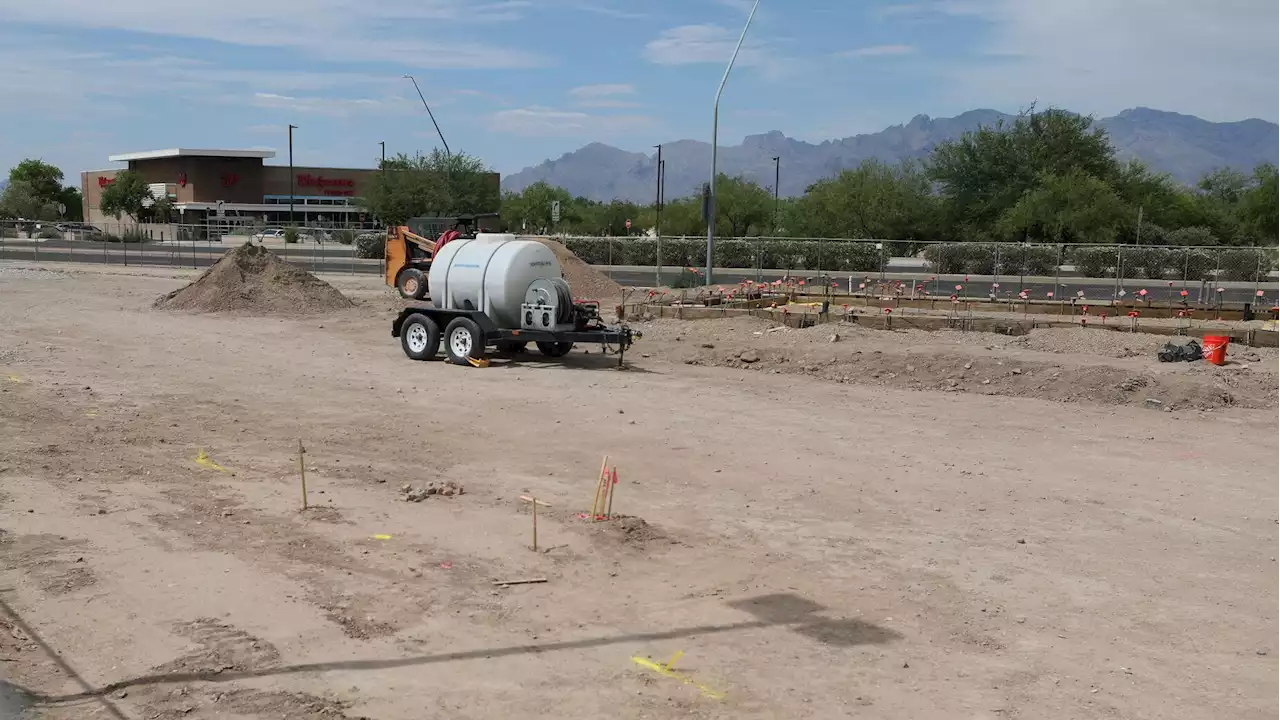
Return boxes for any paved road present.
[3,239,1274,305]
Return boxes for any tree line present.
[0,160,84,222]
[499,109,1278,247]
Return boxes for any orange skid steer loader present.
[384,213,498,300]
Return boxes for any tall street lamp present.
[403,74,451,157]
[705,0,761,283]
[288,124,297,227]
[654,144,663,285]
[772,155,780,235]
[379,141,386,169]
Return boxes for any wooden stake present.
[596,468,611,520]
[591,455,609,517]
[532,495,538,551]
[298,439,308,510]
[492,577,547,586]
[605,466,617,519]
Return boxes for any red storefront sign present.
[297,173,356,197]
[221,173,240,188]
[97,176,115,187]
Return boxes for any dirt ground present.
[1,263,1277,720]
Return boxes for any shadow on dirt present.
[9,592,896,708]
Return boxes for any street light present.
[379,140,386,169]
[654,144,663,285]
[288,124,297,227]
[772,155,780,235]
[402,74,451,157]
[705,0,761,283]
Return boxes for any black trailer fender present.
[392,306,501,339]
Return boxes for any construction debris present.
[400,481,465,502]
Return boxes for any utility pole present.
[772,155,780,235]
[1135,205,1143,245]
[403,75,451,157]
[288,124,297,227]
[705,0,761,283]
[654,144,663,285]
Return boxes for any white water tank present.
[429,234,562,329]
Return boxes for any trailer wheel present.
[444,317,485,366]
[536,341,574,357]
[401,313,440,361]
[396,268,428,300]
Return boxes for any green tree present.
[1237,163,1279,242]
[929,107,1119,234]
[713,174,773,237]
[98,170,154,222]
[361,150,496,226]
[500,181,575,233]
[787,160,939,240]
[996,170,1129,243]
[58,186,84,221]
[8,159,65,204]
[1197,168,1250,204]
[0,181,57,220]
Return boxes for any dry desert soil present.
[1,262,1277,720]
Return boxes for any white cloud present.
[568,84,637,98]
[567,83,641,108]
[488,106,653,137]
[250,92,392,117]
[713,0,758,14]
[916,0,1278,121]
[0,0,549,69]
[838,44,915,57]
[642,24,778,68]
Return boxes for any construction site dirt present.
[1,263,1276,720]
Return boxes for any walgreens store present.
[80,148,379,226]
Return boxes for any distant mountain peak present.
[503,108,1278,202]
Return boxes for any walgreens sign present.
[296,173,356,197]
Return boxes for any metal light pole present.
[654,144,663,285]
[403,75,451,157]
[379,141,386,169]
[772,155,780,235]
[705,0,761,283]
[288,124,297,227]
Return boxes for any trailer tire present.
[536,341,574,357]
[396,268,428,300]
[444,317,485,366]
[401,313,440,361]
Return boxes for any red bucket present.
[1202,335,1229,366]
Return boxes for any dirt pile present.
[154,243,353,314]
[537,238,626,302]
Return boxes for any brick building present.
[80,148,499,227]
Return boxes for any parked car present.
[251,227,315,243]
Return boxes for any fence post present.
[993,243,1001,295]
[655,234,662,286]
[1112,246,1122,300]
[1053,245,1062,308]
[1253,250,1262,300]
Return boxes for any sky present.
[0,0,1276,181]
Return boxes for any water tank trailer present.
[391,233,640,366]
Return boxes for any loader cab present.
[384,213,502,301]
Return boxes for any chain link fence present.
[2,222,1276,305]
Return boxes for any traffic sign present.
[625,218,631,230]
[216,200,225,218]
[550,201,561,224]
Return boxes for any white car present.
[251,227,315,243]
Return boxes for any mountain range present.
[502,108,1278,203]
